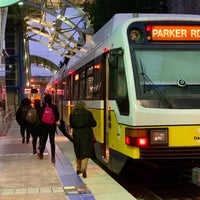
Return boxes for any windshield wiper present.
[140,59,173,108]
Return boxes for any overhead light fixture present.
[48,43,53,50]
[18,1,23,5]
[56,14,61,19]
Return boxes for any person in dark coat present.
[69,101,97,178]
[37,94,59,163]
[28,99,40,154]
[16,98,32,144]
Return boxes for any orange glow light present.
[94,64,101,70]
[75,74,79,81]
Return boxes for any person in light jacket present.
[69,101,97,178]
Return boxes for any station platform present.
[0,117,137,200]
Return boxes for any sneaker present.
[37,153,43,159]
[76,170,82,175]
[51,157,55,163]
[33,150,37,154]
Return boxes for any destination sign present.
[147,25,200,41]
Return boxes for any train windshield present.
[131,46,200,109]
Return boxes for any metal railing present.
[0,110,13,135]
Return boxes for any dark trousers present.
[20,123,30,142]
[39,123,56,158]
[28,123,38,151]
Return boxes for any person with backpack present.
[37,94,59,163]
[26,99,40,154]
[16,98,32,144]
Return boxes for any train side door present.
[98,52,109,162]
[101,48,128,163]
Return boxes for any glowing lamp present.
[146,25,152,32]
[125,136,131,145]
[68,70,74,75]
[125,128,149,147]
[125,135,148,147]
[94,64,101,70]
[103,47,110,52]
[137,137,148,146]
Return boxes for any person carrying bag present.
[37,94,59,163]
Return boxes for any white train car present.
[46,13,200,173]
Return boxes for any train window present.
[73,75,79,100]
[80,70,85,99]
[66,77,71,101]
[93,65,102,100]
[86,76,94,99]
[87,65,93,76]
[109,48,129,115]
[80,70,85,79]
[71,56,103,101]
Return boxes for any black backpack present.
[20,106,30,122]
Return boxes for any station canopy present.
[6,0,93,71]
[0,0,21,7]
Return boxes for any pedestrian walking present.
[37,94,59,163]
[69,101,97,178]
[26,99,40,154]
[16,98,32,144]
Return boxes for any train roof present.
[62,13,200,74]
[65,13,133,70]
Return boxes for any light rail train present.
[45,13,200,174]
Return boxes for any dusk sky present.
[29,7,83,77]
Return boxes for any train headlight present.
[128,28,144,43]
[150,129,168,145]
